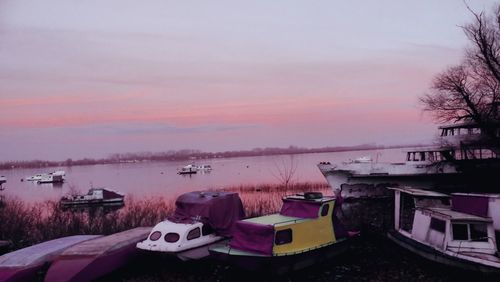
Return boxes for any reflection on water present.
[0,148,403,203]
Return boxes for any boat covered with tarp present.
[209,192,359,274]
[137,191,244,260]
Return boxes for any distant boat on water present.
[60,188,124,207]
[177,164,197,175]
[24,170,66,183]
[0,176,6,185]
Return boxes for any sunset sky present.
[0,0,494,161]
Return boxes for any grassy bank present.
[0,182,331,250]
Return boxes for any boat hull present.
[44,227,151,282]
[387,230,500,274]
[0,235,100,282]
[209,238,352,275]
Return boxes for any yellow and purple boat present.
[209,192,359,274]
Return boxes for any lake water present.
[0,148,403,203]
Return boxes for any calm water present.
[0,148,402,203]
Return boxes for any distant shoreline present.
[0,143,428,170]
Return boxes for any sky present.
[0,0,496,161]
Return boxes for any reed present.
[0,182,331,250]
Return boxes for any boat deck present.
[244,214,308,226]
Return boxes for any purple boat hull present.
[0,235,100,282]
[44,227,151,282]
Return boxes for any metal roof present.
[387,186,449,198]
[424,207,492,222]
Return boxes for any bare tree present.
[420,4,500,143]
[271,155,298,194]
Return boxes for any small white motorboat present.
[137,191,244,261]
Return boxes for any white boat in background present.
[24,170,66,183]
[0,176,6,185]
[318,122,500,198]
[37,171,65,184]
[387,187,500,273]
[24,174,44,182]
[178,164,197,175]
[196,164,212,172]
[137,191,244,261]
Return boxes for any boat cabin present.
[137,191,244,260]
[405,148,456,163]
[224,193,341,256]
[390,187,498,257]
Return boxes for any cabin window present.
[400,193,415,232]
[429,218,446,233]
[275,229,293,245]
[187,227,201,240]
[321,204,330,216]
[164,232,180,243]
[149,231,162,241]
[202,224,214,236]
[452,224,468,240]
[470,224,488,242]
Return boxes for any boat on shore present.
[44,227,151,282]
[137,191,244,261]
[387,187,500,273]
[318,122,500,198]
[60,188,124,207]
[209,192,359,274]
[0,235,100,282]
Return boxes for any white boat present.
[25,170,65,183]
[387,187,500,273]
[137,191,244,261]
[24,174,44,182]
[318,122,500,198]
[178,164,197,175]
[0,176,6,185]
[60,188,124,207]
[195,164,212,171]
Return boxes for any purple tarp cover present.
[452,194,489,217]
[229,221,274,256]
[169,191,245,236]
[279,198,321,218]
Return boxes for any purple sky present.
[0,0,495,161]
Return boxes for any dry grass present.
[0,182,331,250]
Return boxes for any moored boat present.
[137,191,244,261]
[209,192,359,274]
[0,176,6,185]
[178,164,197,175]
[318,122,500,198]
[60,188,124,207]
[0,235,100,282]
[387,187,500,273]
[44,227,151,282]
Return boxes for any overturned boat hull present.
[44,227,151,282]
[0,235,100,282]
